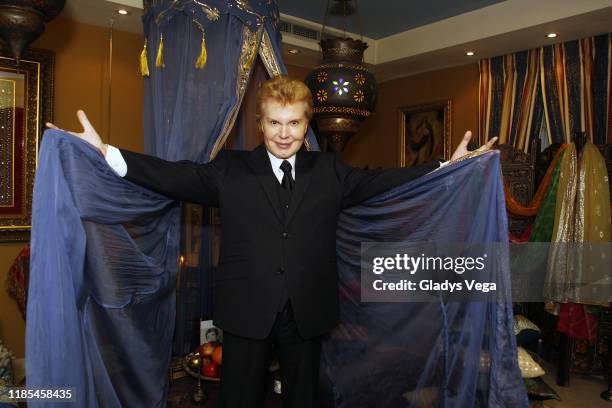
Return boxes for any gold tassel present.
[139,40,150,77]
[195,33,208,69]
[155,33,165,68]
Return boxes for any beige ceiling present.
[60,0,612,82]
[60,0,143,34]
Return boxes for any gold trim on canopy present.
[209,25,262,160]
[259,29,281,78]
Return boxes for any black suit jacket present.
[120,144,439,339]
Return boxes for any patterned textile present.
[544,143,611,304]
[480,33,612,149]
[528,150,565,243]
[0,340,16,407]
[504,145,568,218]
[5,246,29,319]
[557,303,598,343]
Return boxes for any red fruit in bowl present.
[201,360,219,378]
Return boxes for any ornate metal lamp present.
[0,0,65,62]
[305,0,377,152]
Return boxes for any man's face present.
[260,99,308,159]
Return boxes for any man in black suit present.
[48,76,495,408]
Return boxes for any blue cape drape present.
[26,132,527,407]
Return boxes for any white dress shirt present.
[104,145,297,184]
[105,145,128,177]
[267,151,296,184]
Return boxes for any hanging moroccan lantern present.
[305,37,377,151]
[304,0,377,152]
[0,0,65,62]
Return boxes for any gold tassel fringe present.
[195,33,208,69]
[139,40,150,76]
[155,33,165,68]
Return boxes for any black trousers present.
[218,301,322,408]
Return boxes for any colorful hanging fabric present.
[480,49,542,151]
[480,33,611,148]
[555,126,612,343]
[505,144,568,218]
[528,150,565,242]
[544,142,611,304]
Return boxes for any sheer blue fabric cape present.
[320,151,528,407]
[26,132,526,407]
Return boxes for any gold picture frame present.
[399,100,451,167]
[0,48,54,242]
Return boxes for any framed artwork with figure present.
[0,48,54,242]
[398,100,451,167]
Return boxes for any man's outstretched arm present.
[47,110,225,206]
[338,131,498,208]
[337,156,440,209]
[117,148,226,206]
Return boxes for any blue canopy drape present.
[140,0,318,355]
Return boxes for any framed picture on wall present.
[398,100,451,167]
[0,48,54,242]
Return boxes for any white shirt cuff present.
[439,160,449,167]
[105,145,127,177]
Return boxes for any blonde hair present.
[256,75,313,122]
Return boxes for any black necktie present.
[280,160,294,192]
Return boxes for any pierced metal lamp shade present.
[305,37,377,152]
[0,0,65,62]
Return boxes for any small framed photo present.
[200,319,223,344]
[398,100,451,167]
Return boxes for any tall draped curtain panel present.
[480,33,612,150]
[26,1,525,406]
[140,0,318,355]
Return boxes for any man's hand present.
[449,131,498,161]
[46,110,107,156]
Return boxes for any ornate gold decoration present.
[313,106,371,117]
[193,20,208,69]
[258,29,281,77]
[194,0,220,21]
[315,62,369,72]
[316,89,328,102]
[235,0,263,25]
[155,33,165,68]
[0,48,54,241]
[353,90,364,103]
[429,146,495,174]
[210,25,263,159]
[239,26,258,77]
[139,39,150,77]
[354,73,365,85]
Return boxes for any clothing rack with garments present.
[502,133,612,401]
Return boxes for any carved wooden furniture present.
[499,139,539,235]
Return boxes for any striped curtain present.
[479,33,612,150]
